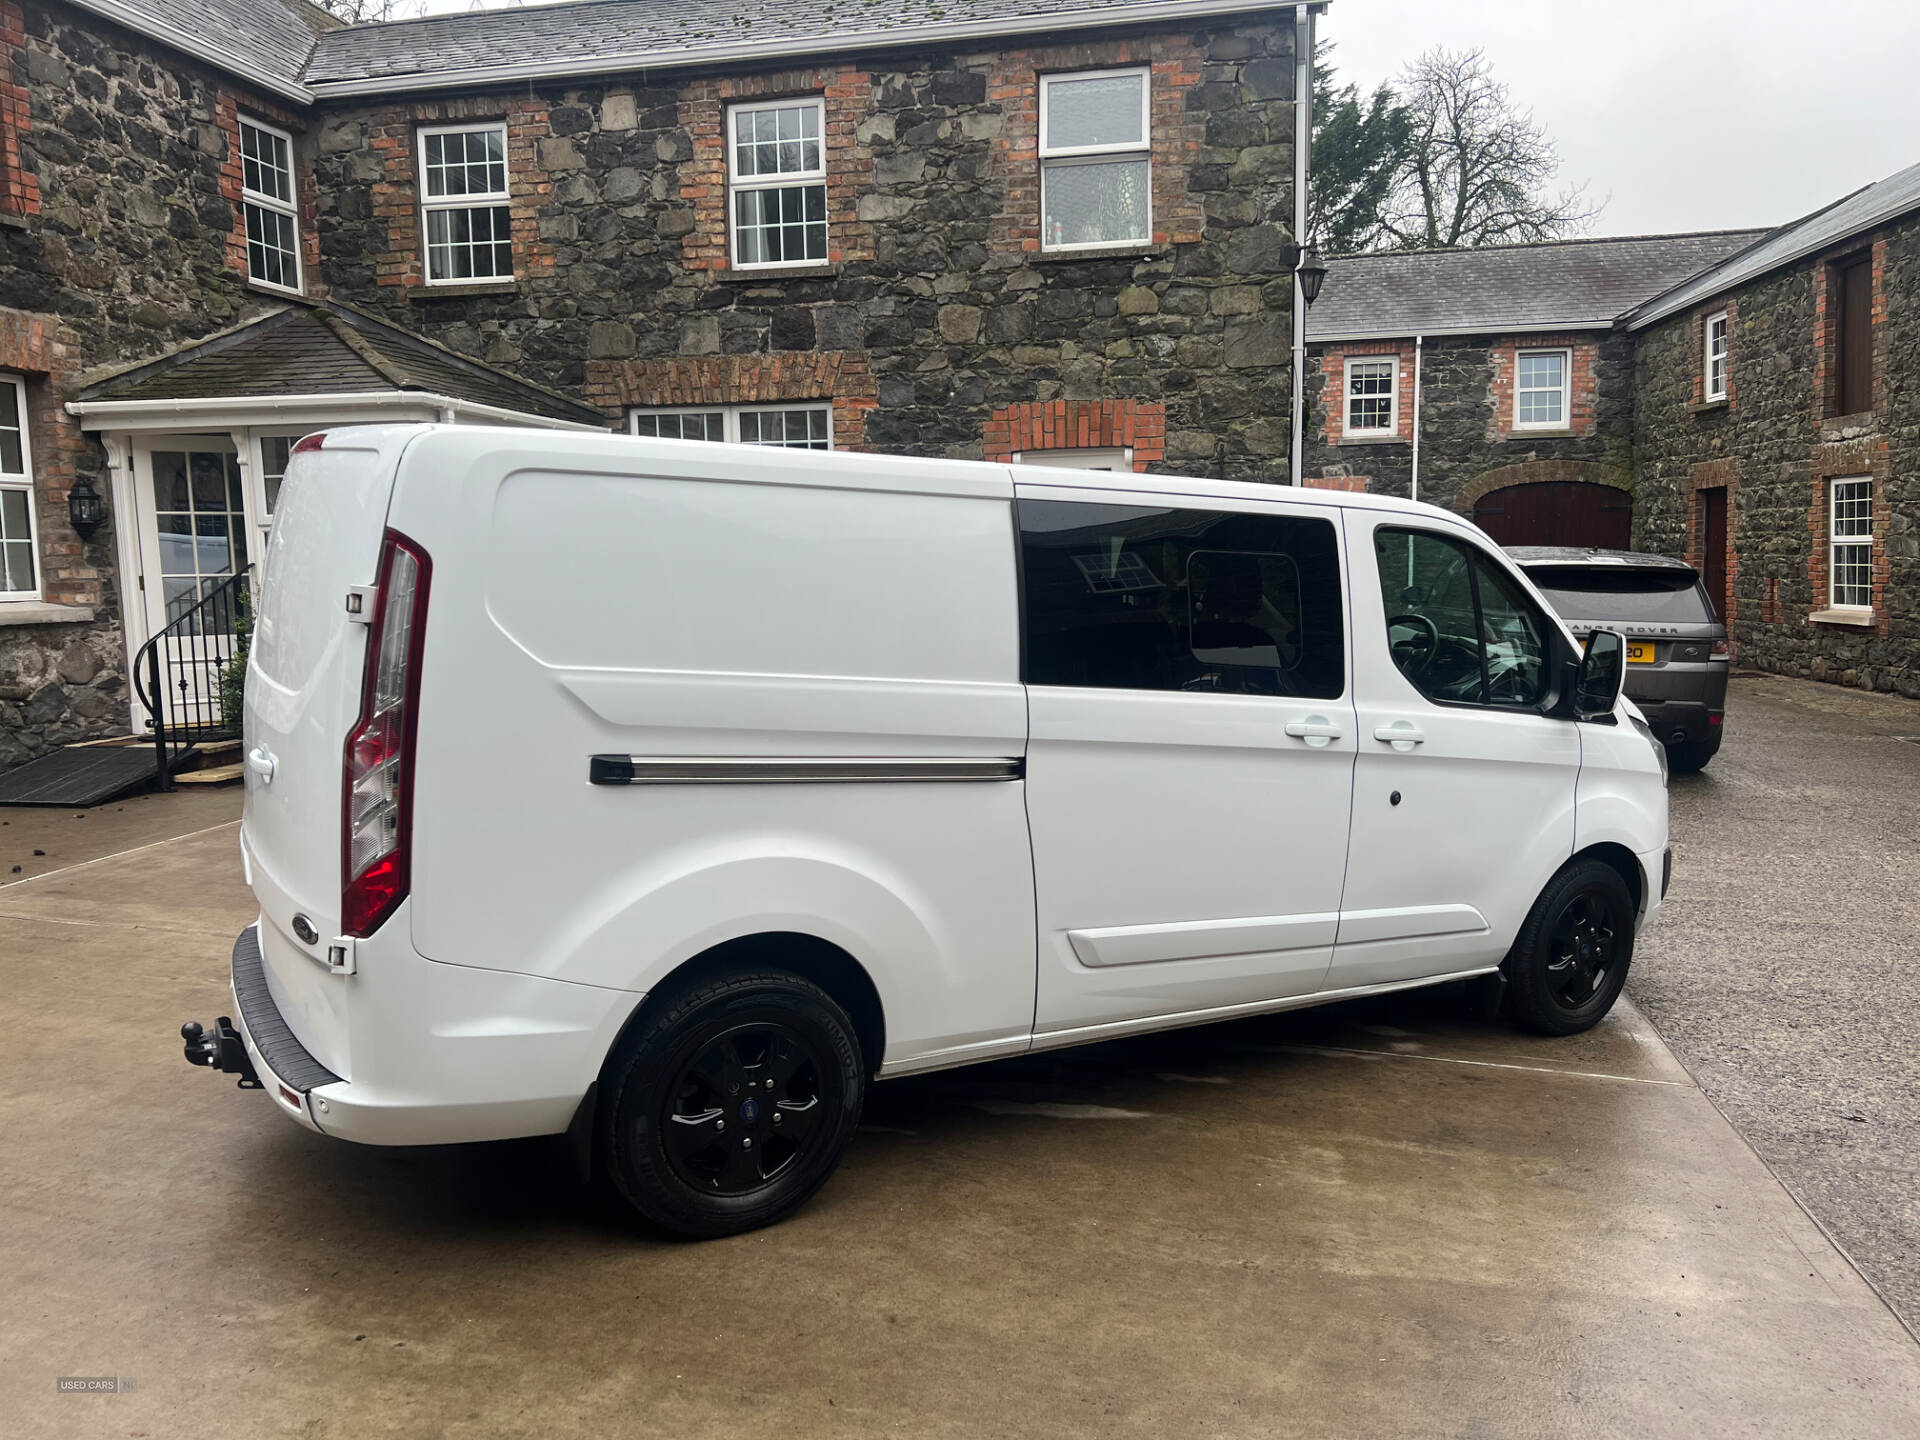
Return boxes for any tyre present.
[599,968,865,1238]
[1503,859,1636,1037]
[1667,736,1721,773]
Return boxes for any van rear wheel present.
[1504,859,1636,1036]
[600,969,864,1239]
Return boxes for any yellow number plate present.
[1625,642,1655,664]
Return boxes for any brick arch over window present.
[983,401,1165,472]
[1452,459,1632,515]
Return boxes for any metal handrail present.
[133,565,256,790]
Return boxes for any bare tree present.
[304,0,422,22]
[1378,46,1599,250]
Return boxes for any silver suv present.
[1507,547,1729,773]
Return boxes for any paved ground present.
[5,785,1919,1437]
[1629,672,1920,1336]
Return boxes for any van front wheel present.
[1504,859,1636,1036]
[601,970,864,1238]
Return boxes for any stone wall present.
[1632,218,1919,696]
[312,18,1304,479]
[1301,330,1636,515]
[1,1,303,764]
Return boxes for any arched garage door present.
[1471,481,1632,549]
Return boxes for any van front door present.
[1333,514,1578,988]
[1017,487,1356,1040]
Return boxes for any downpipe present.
[1287,3,1319,485]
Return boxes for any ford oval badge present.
[292,914,320,946]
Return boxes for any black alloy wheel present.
[600,968,863,1238]
[1505,858,1636,1036]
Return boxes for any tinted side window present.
[1018,499,1344,699]
[1376,528,1551,709]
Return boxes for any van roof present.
[372,423,1461,524]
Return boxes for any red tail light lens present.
[342,530,430,938]
[1710,638,1731,660]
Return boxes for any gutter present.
[1287,3,1320,486]
[63,0,313,104]
[306,0,1331,99]
[66,391,608,431]
[1308,319,1616,344]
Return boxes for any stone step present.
[173,763,244,787]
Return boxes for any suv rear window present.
[1523,566,1713,623]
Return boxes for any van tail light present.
[341,530,431,939]
[1710,638,1731,660]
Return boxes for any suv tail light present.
[341,530,431,938]
[1710,638,1731,660]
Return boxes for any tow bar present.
[181,1018,262,1089]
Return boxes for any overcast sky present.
[1323,0,1920,236]
[413,0,1920,238]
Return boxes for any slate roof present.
[1306,230,1771,343]
[303,0,1262,88]
[1626,160,1920,328]
[76,302,606,426]
[64,0,333,92]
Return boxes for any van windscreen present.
[1524,567,1713,623]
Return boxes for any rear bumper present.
[1627,695,1721,747]
[213,921,637,1147]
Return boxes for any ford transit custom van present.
[183,426,1669,1237]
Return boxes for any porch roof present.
[73,302,607,428]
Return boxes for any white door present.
[1333,513,1579,988]
[130,437,252,735]
[1018,485,1356,1038]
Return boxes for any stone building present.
[2,0,1323,779]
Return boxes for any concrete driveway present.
[4,785,1919,1439]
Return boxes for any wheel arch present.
[1570,841,1644,916]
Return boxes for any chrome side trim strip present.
[589,755,1024,785]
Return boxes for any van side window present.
[1375,528,1551,709]
[1018,499,1344,698]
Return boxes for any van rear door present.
[240,426,416,1079]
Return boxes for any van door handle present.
[1284,716,1345,747]
[1373,722,1426,752]
[246,746,275,785]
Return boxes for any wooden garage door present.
[1471,481,1632,549]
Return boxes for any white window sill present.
[1809,607,1877,628]
[0,601,97,628]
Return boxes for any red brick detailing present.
[1686,459,1737,643]
[986,39,1206,255]
[584,353,878,451]
[1304,475,1369,493]
[1806,436,1892,633]
[213,94,248,281]
[0,0,36,218]
[360,97,557,290]
[0,307,97,608]
[1486,336,1599,440]
[677,66,874,273]
[1317,344,1411,444]
[982,400,1166,471]
[1812,237,1888,422]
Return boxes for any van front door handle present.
[1374,722,1426,752]
[1284,716,1344,747]
[246,746,276,785]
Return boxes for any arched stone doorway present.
[1457,461,1633,550]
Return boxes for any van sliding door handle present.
[1284,716,1345,747]
[246,746,276,784]
[1373,722,1426,751]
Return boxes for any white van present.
[182,425,1669,1237]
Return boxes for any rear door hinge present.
[326,936,358,976]
[345,586,377,625]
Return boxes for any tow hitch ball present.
[182,1018,261,1089]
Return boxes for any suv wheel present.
[600,969,864,1238]
[1667,735,1721,773]
[1504,859,1636,1036]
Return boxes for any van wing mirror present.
[1572,629,1626,720]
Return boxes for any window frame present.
[1343,355,1400,438]
[417,121,515,288]
[0,373,39,603]
[237,115,303,296]
[1512,347,1572,431]
[1038,65,1153,252]
[725,96,830,272]
[628,403,834,450]
[1704,310,1729,402]
[1010,446,1132,471]
[1829,476,1875,612]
